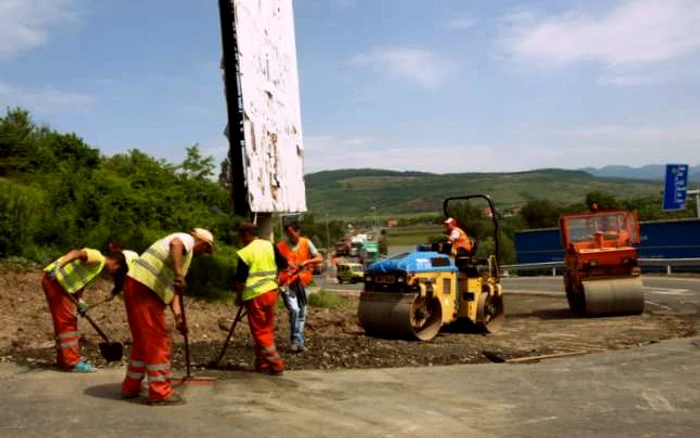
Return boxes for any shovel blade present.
[99,342,123,362]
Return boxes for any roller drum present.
[358,291,443,341]
[582,277,644,316]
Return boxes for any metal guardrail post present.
[667,265,672,275]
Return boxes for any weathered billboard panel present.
[228,0,306,213]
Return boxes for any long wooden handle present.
[63,291,112,343]
[507,351,589,363]
[214,306,245,365]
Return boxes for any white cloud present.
[446,17,479,30]
[500,0,700,75]
[0,0,81,59]
[351,47,453,89]
[0,80,95,114]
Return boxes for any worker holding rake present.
[41,247,135,373]
[120,228,214,406]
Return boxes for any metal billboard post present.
[688,189,700,218]
[217,0,249,218]
[662,164,689,212]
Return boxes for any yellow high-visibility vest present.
[237,239,278,302]
[128,237,193,304]
[44,248,106,294]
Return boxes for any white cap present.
[191,228,214,246]
[444,217,456,225]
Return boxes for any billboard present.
[223,0,307,213]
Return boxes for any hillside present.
[305,168,664,217]
[581,164,700,182]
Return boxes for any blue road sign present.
[663,164,689,211]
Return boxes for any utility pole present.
[325,212,331,253]
[689,189,700,218]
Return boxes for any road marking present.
[644,300,672,310]
[642,287,692,296]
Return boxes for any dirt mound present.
[0,266,695,374]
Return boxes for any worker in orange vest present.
[233,222,289,374]
[443,217,474,257]
[277,221,323,353]
[41,248,136,372]
[120,228,214,406]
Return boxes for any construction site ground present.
[1,265,696,373]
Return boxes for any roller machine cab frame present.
[357,195,504,341]
[560,209,644,316]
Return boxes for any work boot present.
[148,393,186,406]
[289,343,306,354]
[70,361,97,373]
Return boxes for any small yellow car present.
[337,262,364,284]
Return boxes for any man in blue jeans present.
[277,222,323,353]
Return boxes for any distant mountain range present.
[305,168,663,217]
[580,165,700,183]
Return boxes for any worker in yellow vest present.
[120,228,214,406]
[233,222,289,375]
[41,248,136,372]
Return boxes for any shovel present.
[175,291,216,385]
[65,293,123,362]
[208,305,246,368]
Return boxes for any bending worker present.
[443,217,474,257]
[41,247,134,373]
[121,228,214,406]
[233,222,288,375]
[277,221,322,353]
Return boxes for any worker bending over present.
[277,221,322,353]
[121,228,214,406]
[41,247,135,372]
[444,217,474,257]
[234,222,288,375]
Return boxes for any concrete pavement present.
[2,335,700,437]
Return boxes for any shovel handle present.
[178,292,191,378]
[62,290,113,343]
[213,306,246,366]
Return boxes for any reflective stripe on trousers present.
[121,277,174,402]
[41,274,81,369]
[245,290,284,373]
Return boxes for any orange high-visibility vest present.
[277,238,314,287]
[452,227,474,254]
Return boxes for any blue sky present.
[1,0,700,174]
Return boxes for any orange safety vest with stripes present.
[277,238,314,287]
[451,227,474,255]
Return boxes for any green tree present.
[519,199,561,229]
[179,144,215,181]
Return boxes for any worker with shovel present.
[120,228,214,406]
[233,222,288,375]
[41,248,133,372]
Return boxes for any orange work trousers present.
[41,274,81,369]
[121,277,174,403]
[245,290,284,373]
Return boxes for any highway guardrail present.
[501,258,700,276]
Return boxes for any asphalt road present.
[317,274,700,314]
[2,274,700,437]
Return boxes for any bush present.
[307,290,352,309]
[0,180,44,258]
[185,244,238,300]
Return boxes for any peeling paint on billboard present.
[225,0,307,213]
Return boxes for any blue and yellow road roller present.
[358,195,505,341]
